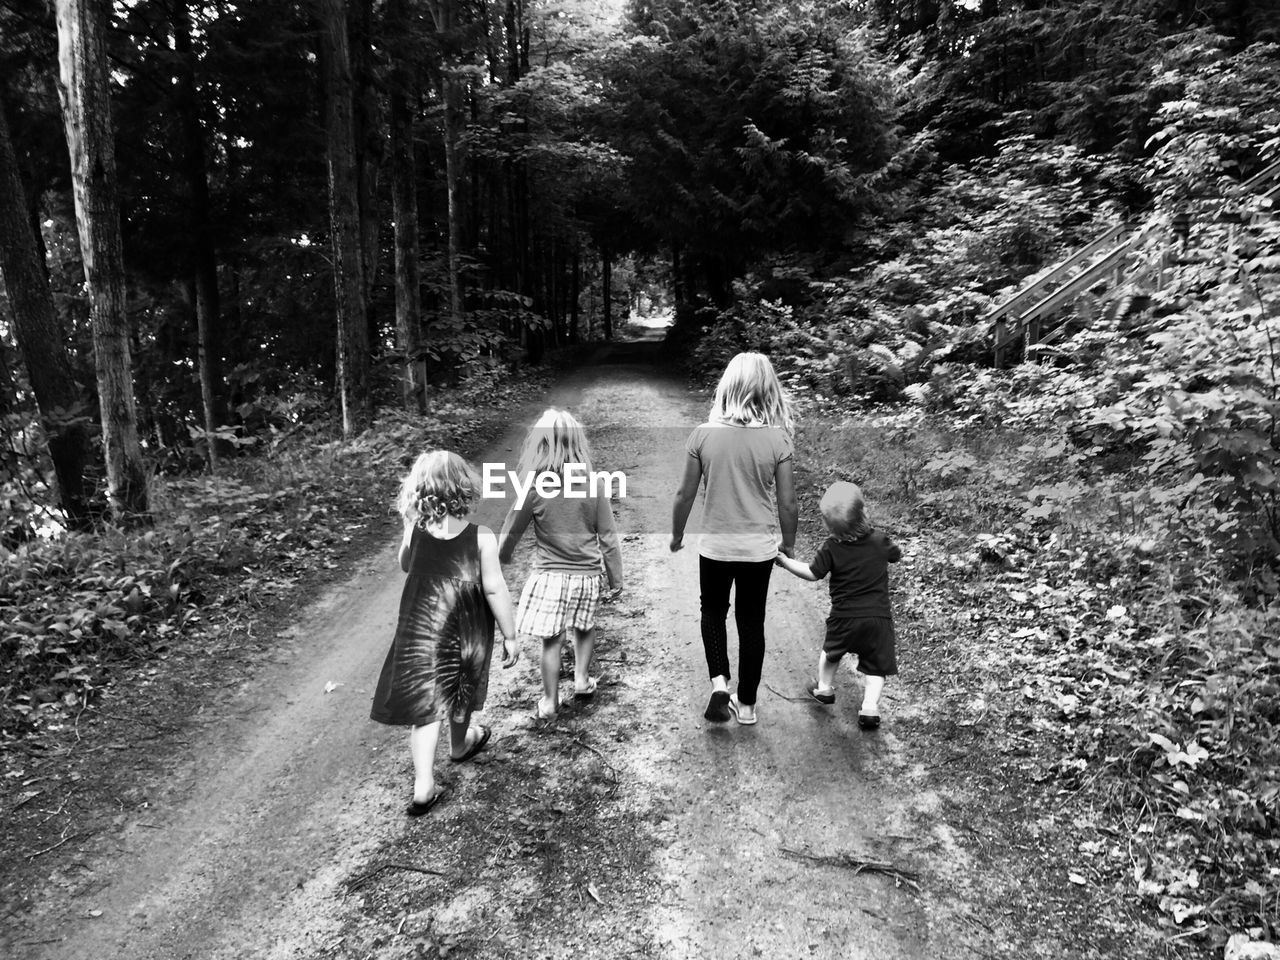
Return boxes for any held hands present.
[602,585,624,604]
[500,635,520,669]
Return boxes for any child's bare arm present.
[670,454,702,552]
[595,493,624,595]
[398,519,415,572]
[775,552,821,581]
[496,498,534,564]
[478,526,519,667]
[775,459,797,557]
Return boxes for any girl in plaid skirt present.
[498,409,624,720]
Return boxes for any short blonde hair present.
[397,450,481,526]
[710,352,794,436]
[517,408,593,476]
[820,481,870,542]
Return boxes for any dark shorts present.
[823,616,897,677]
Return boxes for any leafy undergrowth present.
[0,370,551,747]
[794,402,1279,959]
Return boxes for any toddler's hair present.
[710,352,794,436]
[397,450,481,526]
[820,481,872,542]
[516,408,593,476]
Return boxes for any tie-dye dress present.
[370,522,495,726]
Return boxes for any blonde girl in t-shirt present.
[498,409,624,720]
[671,352,798,725]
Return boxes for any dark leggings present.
[699,556,774,706]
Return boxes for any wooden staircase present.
[989,157,1280,367]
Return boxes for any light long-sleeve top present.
[497,484,623,589]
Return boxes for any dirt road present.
[6,345,979,959]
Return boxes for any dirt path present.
[6,345,983,959]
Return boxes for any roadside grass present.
[792,404,1278,959]
[0,372,550,742]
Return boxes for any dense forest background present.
[2,0,1280,952]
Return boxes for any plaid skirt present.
[516,571,601,639]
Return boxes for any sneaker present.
[857,713,881,731]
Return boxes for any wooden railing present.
[989,157,1280,367]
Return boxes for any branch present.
[780,846,922,893]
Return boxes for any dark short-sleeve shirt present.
[810,530,902,618]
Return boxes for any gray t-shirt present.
[685,422,793,562]
[497,486,623,588]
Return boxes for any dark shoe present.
[704,690,731,722]
[407,786,447,817]
[808,685,836,705]
[857,713,881,731]
[449,725,491,763]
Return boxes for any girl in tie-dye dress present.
[371,450,518,816]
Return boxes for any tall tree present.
[53,0,149,521]
[318,0,372,436]
[427,0,467,322]
[172,0,223,470]
[352,0,384,310]
[0,102,95,528]
[388,0,428,412]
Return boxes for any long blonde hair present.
[517,408,593,476]
[710,352,794,436]
[396,450,481,526]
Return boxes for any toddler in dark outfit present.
[775,481,901,729]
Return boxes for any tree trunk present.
[602,243,613,341]
[442,76,465,320]
[318,0,372,436]
[0,104,96,528]
[53,0,149,523]
[388,0,427,413]
[428,0,465,322]
[570,245,580,344]
[173,0,223,472]
[352,0,384,321]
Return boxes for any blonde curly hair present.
[396,450,481,527]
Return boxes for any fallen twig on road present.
[347,861,448,892]
[764,683,810,703]
[780,846,921,893]
[27,829,96,861]
[567,735,620,797]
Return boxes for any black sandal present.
[449,725,491,763]
[406,786,448,817]
[704,690,731,722]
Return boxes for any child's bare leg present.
[448,716,475,757]
[539,633,563,716]
[572,626,596,690]
[861,674,885,716]
[409,721,442,803]
[817,651,839,692]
